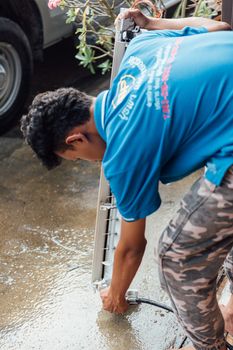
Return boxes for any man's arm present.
[119,8,231,32]
[100,218,146,314]
[148,15,231,32]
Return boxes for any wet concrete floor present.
[0,38,203,350]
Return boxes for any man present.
[21,9,233,350]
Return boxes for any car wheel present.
[0,17,33,134]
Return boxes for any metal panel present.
[92,11,138,288]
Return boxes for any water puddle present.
[0,141,199,349]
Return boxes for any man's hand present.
[100,286,129,314]
[115,8,151,29]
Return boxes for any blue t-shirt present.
[94,27,233,221]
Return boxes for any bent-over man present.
[21,9,233,350]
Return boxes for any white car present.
[0,0,181,134]
[0,0,73,134]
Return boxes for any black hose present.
[136,297,174,313]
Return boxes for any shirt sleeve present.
[178,26,208,36]
[106,161,161,221]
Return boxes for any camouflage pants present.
[158,166,233,350]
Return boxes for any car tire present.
[0,17,33,134]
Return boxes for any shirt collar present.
[94,90,108,142]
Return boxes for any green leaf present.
[89,63,96,74]
[98,59,112,75]
[66,8,78,23]
[75,53,86,61]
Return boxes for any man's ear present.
[65,133,88,146]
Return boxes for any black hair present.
[21,87,92,169]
